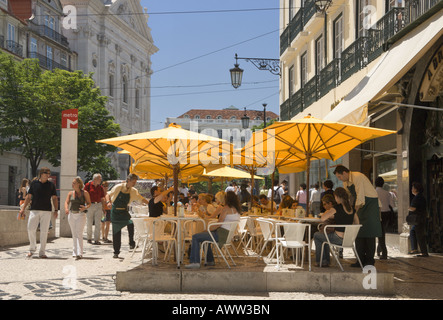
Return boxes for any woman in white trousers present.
[65,177,91,260]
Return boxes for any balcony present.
[28,52,71,72]
[28,21,69,47]
[0,39,23,57]
[279,1,443,120]
[280,0,317,55]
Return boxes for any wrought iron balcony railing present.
[279,1,443,120]
[28,51,71,72]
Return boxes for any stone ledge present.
[115,263,395,295]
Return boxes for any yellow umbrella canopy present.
[203,166,264,180]
[97,123,232,163]
[243,115,397,213]
[244,115,396,161]
[97,123,233,215]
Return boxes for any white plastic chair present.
[320,224,363,271]
[256,218,283,261]
[153,219,177,263]
[200,221,240,269]
[244,217,263,254]
[276,222,311,271]
[131,218,155,263]
[236,216,249,253]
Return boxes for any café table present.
[157,214,206,268]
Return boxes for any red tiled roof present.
[177,108,279,120]
[8,0,32,24]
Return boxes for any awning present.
[324,10,443,125]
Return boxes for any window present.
[358,0,372,37]
[300,52,308,86]
[333,14,343,59]
[30,38,37,55]
[288,65,294,96]
[122,76,128,103]
[109,74,114,97]
[217,115,222,120]
[61,53,67,67]
[46,46,53,69]
[135,88,140,110]
[206,115,211,119]
[7,23,15,42]
[195,115,200,119]
[289,0,294,21]
[315,35,324,75]
[184,115,190,118]
[44,15,55,39]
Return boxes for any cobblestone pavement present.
[1,227,443,301]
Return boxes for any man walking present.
[334,165,382,267]
[84,173,105,245]
[19,167,58,258]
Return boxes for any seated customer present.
[258,194,276,213]
[185,191,241,269]
[149,185,174,217]
[313,187,356,267]
[276,195,295,215]
[196,193,216,218]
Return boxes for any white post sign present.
[59,109,78,237]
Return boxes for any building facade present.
[279,0,443,251]
[0,0,76,205]
[165,106,279,149]
[60,0,158,178]
[0,0,157,204]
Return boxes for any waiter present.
[334,165,381,267]
[107,173,149,259]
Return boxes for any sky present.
[140,1,281,131]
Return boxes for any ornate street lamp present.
[230,53,280,89]
[230,55,244,89]
[241,107,250,129]
[314,0,332,13]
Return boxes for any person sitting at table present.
[258,194,276,213]
[197,193,216,218]
[203,191,225,219]
[313,187,356,267]
[186,194,199,213]
[149,185,174,218]
[276,195,295,215]
[318,194,337,218]
[185,191,241,269]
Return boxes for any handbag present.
[406,211,420,225]
[318,218,335,234]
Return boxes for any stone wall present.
[0,209,56,247]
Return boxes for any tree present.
[0,52,120,178]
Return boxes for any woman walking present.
[64,177,91,260]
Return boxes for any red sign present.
[62,109,78,129]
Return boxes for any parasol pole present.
[306,123,311,216]
[173,164,179,216]
[270,171,275,214]
[250,166,255,211]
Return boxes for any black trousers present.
[113,223,135,255]
[377,211,390,257]
[356,237,376,266]
[414,223,428,255]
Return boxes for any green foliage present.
[0,52,120,177]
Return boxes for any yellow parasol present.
[243,115,397,214]
[97,123,232,215]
